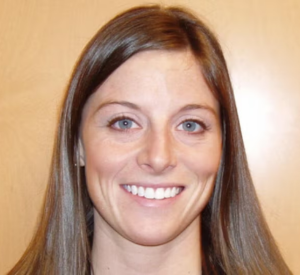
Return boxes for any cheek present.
[187,143,222,181]
[83,139,129,212]
[185,144,222,212]
[83,137,134,186]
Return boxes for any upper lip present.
[121,183,184,188]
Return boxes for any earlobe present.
[78,139,86,166]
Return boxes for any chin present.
[121,216,199,247]
[125,229,180,247]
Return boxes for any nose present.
[137,129,177,174]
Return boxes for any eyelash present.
[178,119,208,134]
[106,115,209,134]
[107,115,139,131]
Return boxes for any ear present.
[78,138,86,166]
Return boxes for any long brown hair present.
[8,5,292,275]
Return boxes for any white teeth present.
[171,187,176,197]
[131,185,138,195]
[145,187,155,199]
[164,188,171,198]
[124,185,182,200]
[138,186,144,197]
[155,188,165,200]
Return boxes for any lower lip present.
[121,186,184,208]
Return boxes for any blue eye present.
[116,119,133,129]
[183,121,197,131]
[178,120,204,133]
[108,116,139,130]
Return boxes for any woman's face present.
[80,50,222,246]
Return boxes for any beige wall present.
[1,0,299,274]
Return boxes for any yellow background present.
[1,0,299,274]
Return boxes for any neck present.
[91,214,202,275]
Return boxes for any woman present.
[8,5,292,275]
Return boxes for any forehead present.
[83,50,219,115]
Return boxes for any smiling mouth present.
[122,185,184,200]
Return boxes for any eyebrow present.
[179,104,218,118]
[96,101,218,117]
[96,101,141,112]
